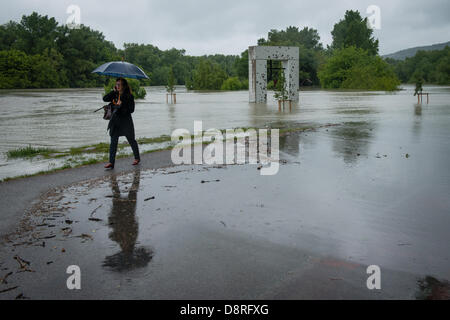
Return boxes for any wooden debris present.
[0,272,13,284]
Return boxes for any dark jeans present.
[109,135,140,165]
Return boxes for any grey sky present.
[1,0,449,56]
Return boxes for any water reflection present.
[416,276,450,300]
[167,104,177,134]
[103,170,153,272]
[330,121,376,164]
[414,104,422,116]
[279,132,301,156]
[413,104,422,139]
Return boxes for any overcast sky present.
[2,0,449,56]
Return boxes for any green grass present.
[5,134,174,160]
[137,135,172,144]
[69,142,111,155]
[6,145,60,159]
[1,123,341,183]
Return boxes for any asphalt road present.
[0,150,173,237]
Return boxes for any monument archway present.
[248,46,299,103]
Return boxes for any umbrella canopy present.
[92,61,149,79]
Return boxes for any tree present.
[0,49,31,89]
[386,46,450,84]
[28,48,68,88]
[166,67,176,93]
[257,26,325,86]
[191,59,227,90]
[318,46,399,91]
[233,49,248,80]
[56,24,117,87]
[414,78,423,96]
[259,26,322,50]
[330,10,379,56]
[274,70,288,101]
[0,22,19,51]
[220,77,247,90]
[14,12,59,55]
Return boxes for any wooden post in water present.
[166,93,176,104]
[278,99,292,111]
[417,93,430,104]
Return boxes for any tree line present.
[0,12,244,90]
[385,46,450,85]
[0,11,448,91]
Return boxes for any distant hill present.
[383,41,450,60]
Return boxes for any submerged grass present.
[5,134,174,160]
[1,123,340,183]
[137,135,172,144]
[6,145,60,159]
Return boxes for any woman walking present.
[103,77,140,169]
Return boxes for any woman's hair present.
[116,77,132,95]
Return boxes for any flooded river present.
[1,85,450,299]
[0,85,449,180]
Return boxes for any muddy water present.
[1,85,450,299]
[1,85,449,179]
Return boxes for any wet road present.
[1,86,450,299]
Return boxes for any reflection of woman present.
[103,170,152,272]
[103,77,140,169]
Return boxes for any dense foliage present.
[0,12,117,89]
[220,77,248,91]
[318,10,400,91]
[187,59,228,90]
[330,10,379,56]
[274,68,288,101]
[0,12,240,90]
[257,26,325,86]
[385,46,450,84]
[166,67,176,93]
[2,10,446,92]
[318,46,400,91]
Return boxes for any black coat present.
[103,90,136,137]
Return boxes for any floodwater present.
[0,85,448,179]
[1,84,450,299]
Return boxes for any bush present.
[190,59,227,90]
[318,46,400,91]
[104,78,147,99]
[0,49,68,89]
[240,78,249,90]
[221,77,243,90]
[220,77,249,91]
